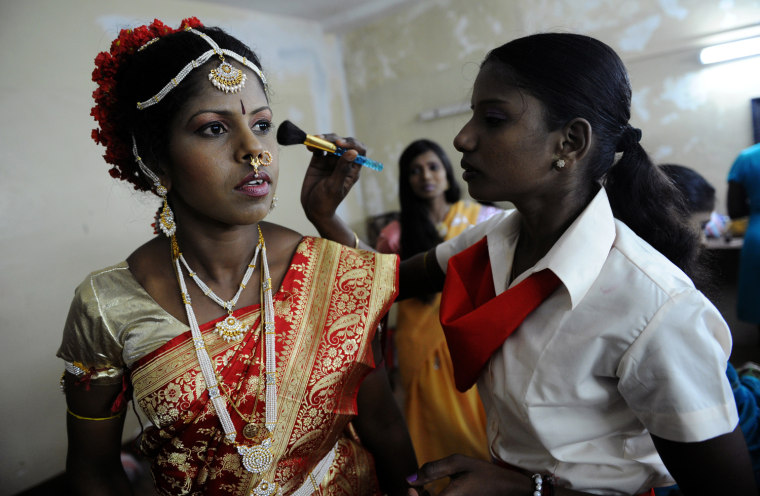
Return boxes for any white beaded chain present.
[179,246,259,312]
[171,232,276,448]
[172,233,335,495]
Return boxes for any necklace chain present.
[179,244,261,342]
[171,226,278,490]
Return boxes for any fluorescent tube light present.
[700,36,760,64]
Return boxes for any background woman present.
[302,33,756,495]
[727,143,760,333]
[58,18,416,495]
[375,139,495,479]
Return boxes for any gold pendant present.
[238,436,274,474]
[209,61,246,93]
[251,479,278,496]
[243,423,262,440]
[215,314,248,342]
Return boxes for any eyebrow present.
[188,105,272,120]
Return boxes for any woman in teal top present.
[728,142,760,327]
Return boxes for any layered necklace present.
[179,248,258,342]
[171,227,278,493]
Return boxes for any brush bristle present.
[276,120,307,146]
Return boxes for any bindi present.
[240,100,246,115]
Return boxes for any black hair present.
[483,33,704,282]
[398,139,461,260]
[113,26,265,189]
[659,164,716,213]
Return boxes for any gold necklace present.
[179,245,260,342]
[172,227,278,494]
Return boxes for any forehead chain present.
[136,28,266,110]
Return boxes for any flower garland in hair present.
[90,17,204,189]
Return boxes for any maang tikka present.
[132,136,176,237]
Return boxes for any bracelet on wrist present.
[531,473,555,496]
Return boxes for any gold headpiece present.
[136,28,266,110]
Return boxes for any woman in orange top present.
[376,140,497,483]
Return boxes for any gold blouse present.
[57,261,188,382]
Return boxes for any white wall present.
[0,1,357,493]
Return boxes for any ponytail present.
[604,128,710,290]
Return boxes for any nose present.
[453,119,474,152]
[237,129,265,165]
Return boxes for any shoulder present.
[609,219,695,295]
[73,261,134,302]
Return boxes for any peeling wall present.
[343,0,760,215]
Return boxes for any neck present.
[511,187,595,274]
[173,218,262,286]
[426,195,451,225]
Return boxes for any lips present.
[460,159,478,182]
[236,170,271,197]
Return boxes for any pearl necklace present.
[171,228,278,494]
[179,248,259,342]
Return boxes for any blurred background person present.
[727,143,760,333]
[375,140,498,492]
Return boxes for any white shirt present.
[435,189,737,495]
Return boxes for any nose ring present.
[249,151,272,177]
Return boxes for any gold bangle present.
[352,231,360,249]
[66,408,125,421]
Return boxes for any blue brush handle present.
[334,147,384,171]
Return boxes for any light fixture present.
[700,36,760,65]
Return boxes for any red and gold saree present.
[131,237,398,495]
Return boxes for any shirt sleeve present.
[617,288,738,442]
[57,275,126,383]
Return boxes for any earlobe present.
[561,118,592,165]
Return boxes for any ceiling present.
[208,0,415,30]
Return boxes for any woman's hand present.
[300,134,365,234]
[406,455,532,496]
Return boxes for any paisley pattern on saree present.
[131,237,398,495]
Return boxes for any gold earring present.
[155,185,176,237]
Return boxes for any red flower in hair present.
[90,17,204,190]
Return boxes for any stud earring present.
[553,157,566,170]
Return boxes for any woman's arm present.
[354,336,418,496]
[300,138,445,300]
[406,455,593,495]
[63,372,132,496]
[727,180,750,219]
[652,427,757,495]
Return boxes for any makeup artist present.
[302,33,756,495]
[57,18,415,496]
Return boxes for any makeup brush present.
[276,120,383,171]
